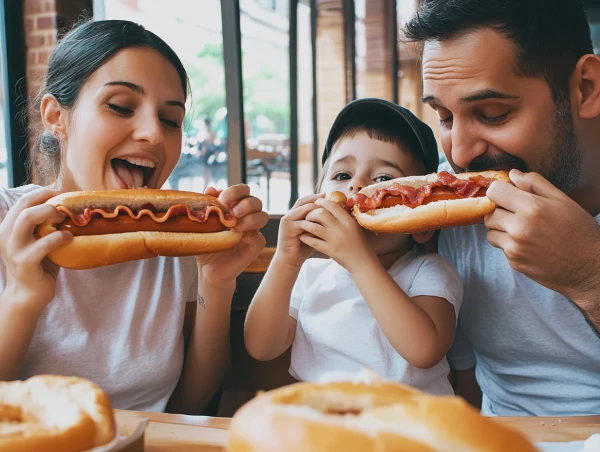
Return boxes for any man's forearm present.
[567,241,600,332]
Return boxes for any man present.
[403,0,600,416]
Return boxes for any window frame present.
[1,0,29,187]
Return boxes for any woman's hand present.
[0,188,72,311]
[195,185,268,287]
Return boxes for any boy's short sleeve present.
[289,262,308,320]
[407,254,464,319]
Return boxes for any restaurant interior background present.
[2,0,600,416]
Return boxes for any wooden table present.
[115,410,600,451]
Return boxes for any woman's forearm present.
[167,277,235,415]
[0,288,44,381]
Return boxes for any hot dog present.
[330,170,510,234]
[35,189,243,269]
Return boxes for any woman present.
[0,20,268,414]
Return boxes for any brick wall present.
[23,0,92,105]
[24,0,57,100]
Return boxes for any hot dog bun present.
[352,170,510,234]
[0,375,115,452]
[325,191,348,209]
[36,189,243,269]
[228,374,537,451]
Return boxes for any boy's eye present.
[374,175,392,183]
[333,172,351,181]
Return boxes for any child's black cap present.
[322,98,439,173]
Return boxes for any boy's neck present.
[377,241,414,269]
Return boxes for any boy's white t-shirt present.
[289,249,463,395]
[0,185,198,412]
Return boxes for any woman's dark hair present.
[403,0,593,105]
[31,19,190,184]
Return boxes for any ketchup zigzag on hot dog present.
[328,170,510,234]
[35,189,243,269]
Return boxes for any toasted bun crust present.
[37,229,243,270]
[228,375,537,452]
[354,171,510,234]
[36,189,243,269]
[43,188,220,212]
[0,375,115,452]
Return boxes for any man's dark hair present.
[403,0,593,103]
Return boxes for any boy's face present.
[321,132,425,254]
[321,132,424,197]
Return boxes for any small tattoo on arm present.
[198,295,206,309]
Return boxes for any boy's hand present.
[276,194,324,267]
[299,197,373,272]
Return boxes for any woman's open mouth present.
[111,157,157,189]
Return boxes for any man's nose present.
[450,119,485,170]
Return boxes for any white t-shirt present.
[0,185,198,412]
[289,249,464,395]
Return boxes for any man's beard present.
[454,98,583,194]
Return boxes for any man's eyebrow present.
[422,95,439,105]
[459,89,520,103]
[423,90,520,105]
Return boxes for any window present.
[0,31,7,188]
[98,0,317,215]
[241,0,291,214]
[0,0,27,188]
[297,0,317,199]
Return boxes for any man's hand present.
[485,169,600,323]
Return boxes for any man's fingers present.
[483,208,512,233]
[509,169,565,199]
[485,181,525,214]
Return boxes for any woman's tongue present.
[112,159,144,188]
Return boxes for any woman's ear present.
[40,94,67,139]
[573,54,600,120]
[411,230,435,244]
